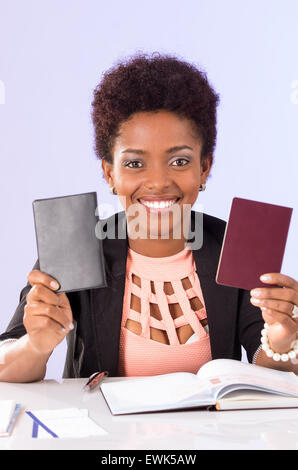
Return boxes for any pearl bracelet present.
[261,323,298,361]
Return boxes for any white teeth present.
[140,199,177,209]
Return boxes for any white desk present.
[0,378,297,450]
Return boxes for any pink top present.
[118,245,212,377]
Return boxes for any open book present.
[100,359,298,415]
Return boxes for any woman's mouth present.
[137,197,181,213]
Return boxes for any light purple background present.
[0,0,297,380]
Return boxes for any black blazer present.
[0,210,264,378]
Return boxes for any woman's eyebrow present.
[121,145,193,155]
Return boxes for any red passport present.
[216,197,293,291]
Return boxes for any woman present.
[0,52,297,382]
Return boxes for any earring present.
[109,185,117,195]
[199,183,206,192]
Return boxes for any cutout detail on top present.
[125,276,208,345]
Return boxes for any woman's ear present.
[200,155,213,181]
[101,159,114,186]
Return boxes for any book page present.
[100,372,212,414]
[196,359,298,397]
[216,389,298,410]
[219,389,298,402]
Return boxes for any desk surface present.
[0,378,298,450]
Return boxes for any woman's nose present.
[143,168,171,191]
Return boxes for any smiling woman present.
[92,52,218,257]
[101,109,211,256]
[0,52,297,383]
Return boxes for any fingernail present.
[260,275,271,281]
[50,280,59,290]
[61,327,66,333]
[251,297,261,303]
[68,323,74,330]
[251,290,261,296]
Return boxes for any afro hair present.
[91,51,220,165]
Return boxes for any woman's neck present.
[128,236,188,257]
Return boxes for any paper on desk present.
[27,408,107,439]
[0,400,21,437]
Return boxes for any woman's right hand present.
[24,270,74,355]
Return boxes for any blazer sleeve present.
[237,287,264,363]
[0,259,40,342]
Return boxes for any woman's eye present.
[124,158,189,169]
[124,161,142,168]
[172,158,189,167]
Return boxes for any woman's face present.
[102,110,212,240]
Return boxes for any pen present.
[83,371,109,391]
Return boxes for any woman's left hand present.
[250,273,298,353]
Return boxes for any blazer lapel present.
[191,213,239,360]
[91,211,129,375]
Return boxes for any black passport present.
[32,192,107,293]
